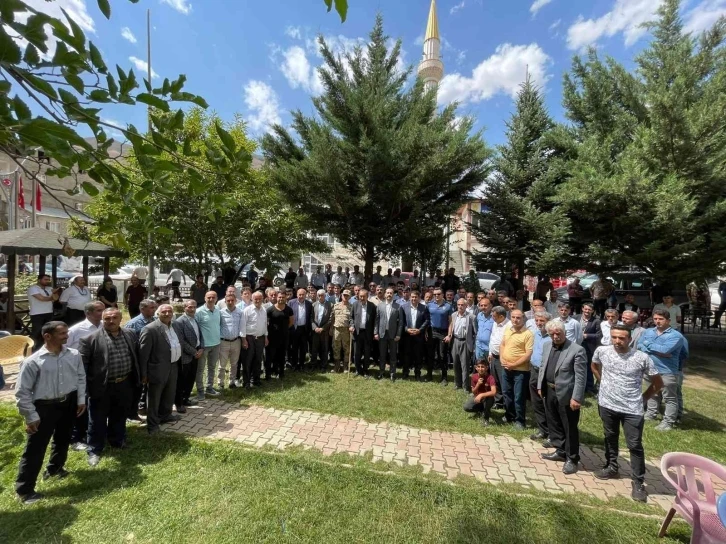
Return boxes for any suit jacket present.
[79,328,140,399]
[537,339,588,405]
[580,316,601,356]
[375,300,404,339]
[173,314,204,365]
[401,302,430,338]
[139,320,174,385]
[352,300,377,338]
[450,312,477,353]
[288,298,313,332]
[312,300,332,334]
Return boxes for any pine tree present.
[262,15,492,280]
[470,76,569,288]
[557,0,726,283]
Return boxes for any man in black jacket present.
[350,289,377,378]
[579,303,602,393]
[79,308,139,467]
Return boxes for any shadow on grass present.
[0,503,79,544]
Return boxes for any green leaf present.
[169,74,187,93]
[88,42,107,73]
[0,25,22,64]
[89,89,111,102]
[0,0,25,23]
[63,70,85,94]
[170,109,184,130]
[61,8,86,52]
[334,0,348,22]
[151,160,183,173]
[170,92,208,108]
[156,226,175,236]
[97,0,111,19]
[106,74,118,98]
[18,69,58,99]
[12,95,32,121]
[82,181,99,196]
[136,92,170,112]
[323,0,332,11]
[215,122,236,155]
[23,44,40,65]
[0,81,11,95]
[21,14,51,54]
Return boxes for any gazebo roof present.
[0,228,127,258]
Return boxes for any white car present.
[474,271,500,291]
[709,281,723,310]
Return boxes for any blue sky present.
[18,0,726,147]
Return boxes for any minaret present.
[418,0,444,94]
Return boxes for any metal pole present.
[31,176,36,227]
[14,170,20,230]
[146,8,156,291]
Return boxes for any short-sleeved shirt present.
[501,326,534,371]
[28,285,54,315]
[267,305,293,337]
[652,303,681,324]
[592,346,658,416]
[471,372,496,392]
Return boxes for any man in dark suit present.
[139,305,182,434]
[79,308,139,467]
[311,290,332,371]
[538,320,588,475]
[579,303,602,394]
[375,287,404,381]
[288,288,313,371]
[173,300,204,413]
[351,289,377,378]
[400,290,430,380]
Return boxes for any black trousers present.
[70,395,89,444]
[64,308,85,327]
[15,393,77,496]
[378,337,398,376]
[354,332,373,375]
[266,334,288,378]
[432,329,450,380]
[175,360,198,407]
[290,327,309,369]
[593,298,608,319]
[543,386,580,463]
[170,281,182,299]
[489,355,504,405]
[404,336,425,376]
[88,379,133,455]
[244,336,265,385]
[30,313,53,351]
[529,367,548,437]
[463,396,494,419]
[599,405,646,483]
[146,363,178,432]
[236,345,247,380]
[128,304,140,318]
[311,330,329,369]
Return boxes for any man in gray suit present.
[311,290,332,371]
[173,300,204,413]
[350,289,377,378]
[375,287,403,381]
[445,298,477,391]
[139,304,182,434]
[537,319,588,475]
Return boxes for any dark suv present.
[556,272,687,309]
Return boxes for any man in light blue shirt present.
[528,311,552,441]
[218,294,246,390]
[475,298,494,361]
[637,308,686,431]
[558,303,582,345]
[195,291,222,399]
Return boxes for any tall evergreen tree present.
[262,15,491,280]
[556,0,726,283]
[469,76,569,287]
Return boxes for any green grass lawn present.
[217,365,726,463]
[0,406,691,544]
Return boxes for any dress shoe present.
[176,405,187,414]
[18,492,44,505]
[594,466,619,480]
[183,399,198,406]
[161,414,182,423]
[88,454,101,467]
[42,468,70,480]
[541,439,555,449]
[562,460,578,474]
[529,431,547,441]
[541,451,567,462]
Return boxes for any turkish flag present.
[17,177,24,209]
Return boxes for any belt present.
[454,336,466,341]
[433,327,448,333]
[35,394,74,405]
[222,338,240,342]
[547,382,556,389]
[246,334,265,339]
[109,373,130,383]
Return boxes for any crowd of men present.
[13,264,689,506]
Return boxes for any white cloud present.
[530,0,553,17]
[129,56,159,79]
[121,27,137,44]
[437,43,551,105]
[244,81,282,133]
[566,0,662,50]
[285,26,302,39]
[549,19,561,31]
[160,0,192,14]
[684,0,726,34]
[451,1,466,15]
[280,45,324,94]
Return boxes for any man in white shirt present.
[558,303,583,345]
[348,265,365,287]
[544,290,560,316]
[28,273,60,350]
[487,306,510,407]
[216,286,243,309]
[371,266,383,286]
[66,301,104,350]
[132,265,148,285]
[311,266,327,290]
[293,267,309,290]
[166,268,186,300]
[600,309,620,346]
[242,292,268,388]
[331,266,347,289]
[653,294,682,326]
[60,275,92,326]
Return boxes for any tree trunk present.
[364,244,375,283]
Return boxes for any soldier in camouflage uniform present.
[331,289,353,372]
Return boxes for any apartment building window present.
[46,221,61,233]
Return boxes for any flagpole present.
[146,8,156,292]
[31,176,37,228]
[14,170,20,230]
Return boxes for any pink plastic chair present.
[659,452,726,543]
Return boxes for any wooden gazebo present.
[0,228,127,334]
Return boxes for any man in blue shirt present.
[475,298,494,361]
[427,288,453,385]
[528,311,552,441]
[637,308,686,431]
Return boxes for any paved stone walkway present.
[163,398,678,511]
